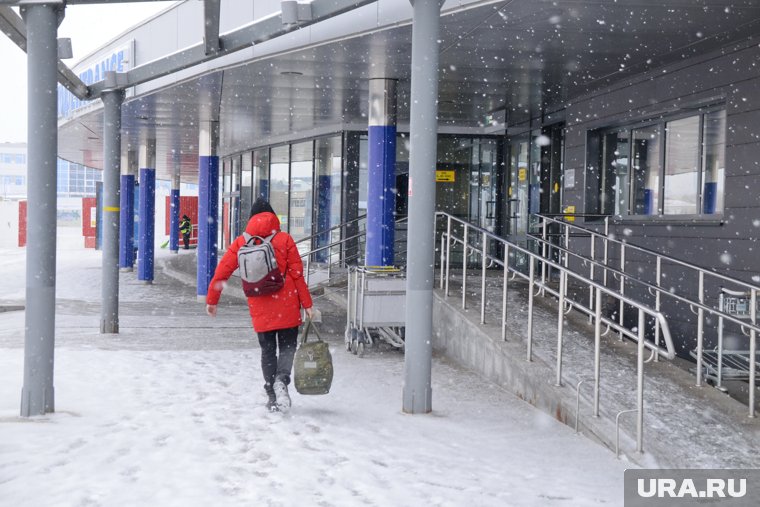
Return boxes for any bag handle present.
[300,317,323,345]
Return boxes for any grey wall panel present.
[724,173,760,207]
[726,142,760,176]
[727,107,760,147]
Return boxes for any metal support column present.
[100,85,123,333]
[20,3,61,417]
[197,121,219,300]
[402,0,442,414]
[366,78,397,266]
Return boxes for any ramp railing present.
[534,213,759,417]
[436,211,675,455]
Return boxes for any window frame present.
[589,105,726,220]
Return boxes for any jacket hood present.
[245,211,281,237]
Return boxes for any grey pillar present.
[402,0,442,414]
[101,84,124,334]
[20,3,61,417]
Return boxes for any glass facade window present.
[588,106,725,217]
[269,145,290,231]
[631,125,661,215]
[315,136,343,261]
[663,116,700,215]
[240,152,253,233]
[290,141,314,244]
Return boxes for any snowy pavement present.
[0,228,632,506]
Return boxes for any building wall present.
[560,40,760,355]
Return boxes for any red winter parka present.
[206,212,313,333]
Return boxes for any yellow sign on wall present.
[564,205,576,222]
[518,168,527,182]
[436,170,455,182]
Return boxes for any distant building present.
[0,142,27,199]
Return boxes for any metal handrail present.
[535,213,758,417]
[436,211,674,455]
[299,216,408,285]
[294,213,367,246]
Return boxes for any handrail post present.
[481,232,487,324]
[636,308,645,454]
[750,289,756,418]
[603,217,609,286]
[619,244,626,341]
[439,232,445,289]
[445,215,451,297]
[541,218,548,288]
[527,257,535,362]
[654,256,662,362]
[594,287,602,417]
[502,244,509,341]
[696,271,705,387]
[556,269,566,387]
[462,223,468,310]
[305,255,311,285]
[589,234,595,324]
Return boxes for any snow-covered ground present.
[0,228,631,506]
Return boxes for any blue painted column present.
[198,121,219,300]
[169,160,181,252]
[137,141,156,283]
[316,174,331,263]
[366,78,398,267]
[119,174,135,270]
[119,149,138,270]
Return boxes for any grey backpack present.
[237,232,284,297]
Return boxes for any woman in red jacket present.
[205,198,313,412]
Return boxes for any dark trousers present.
[182,233,190,249]
[257,326,299,393]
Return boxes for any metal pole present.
[556,270,566,387]
[100,87,123,334]
[527,257,535,362]
[444,215,451,297]
[480,232,486,324]
[20,3,60,417]
[402,0,442,414]
[619,244,626,341]
[589,234,595,324]
[750,290,756,418]
[462,223,468,310]
[541,219,547,286]
[594,287,602,417]
[636,308,645,453]
[654,256,661,362]
[501,244,509,341]
[696,271,705,387]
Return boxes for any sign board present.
[564,205,576,222]
[518,168,527,182]
[564,169,576,189]
[436,170,455,182]
[58,40,135,120]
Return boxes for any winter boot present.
[273,378,291,413]
[265,384,279,412]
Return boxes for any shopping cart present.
[345,266,406,357]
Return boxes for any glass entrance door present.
[506,137,530,246]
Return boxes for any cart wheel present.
[357,340,365,358]
[349,327,358,354]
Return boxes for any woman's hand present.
[206,304,217,317]
[305,307,313,320]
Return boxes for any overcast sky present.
[0,2,177,143]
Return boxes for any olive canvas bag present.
[293,318,334,395]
